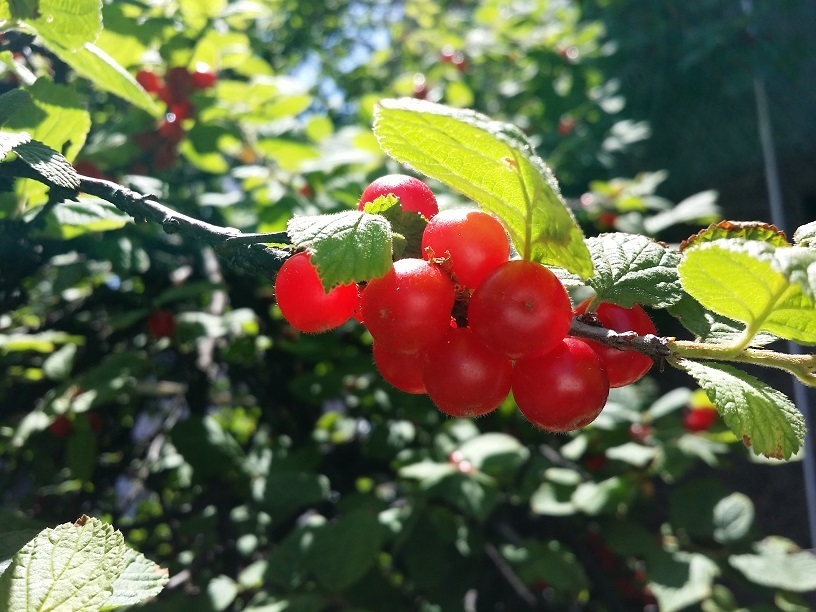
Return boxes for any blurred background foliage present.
[2,0,816,610]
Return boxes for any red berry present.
[85,412,102,433]
[73,160,104,180]
[361,258,455,354]
[422,327,512,417]
[575,300,656,387]
[683,407,718,432]
[512,337,610,432]
[469,260,572,359]
[49,415,73,438]
[152,142,178,171]
[133,131,161,152]
[168,100,194,121]
[421,209,509,289]
[136,69,163,94]
[583,453,607,473]
[158,115,185,144]
[598,212,618,228]
[190,63,217,89]
[148,309,176,339]
[162,66,194,104]
[274,252,359,333]
[358,174,439,219]
[628,423,653,443]
[557,115,576,136]
[373,342,426,394]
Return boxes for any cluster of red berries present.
[132,64,217,171]
[274,175,658,432]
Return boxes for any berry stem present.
[570,316,670,358]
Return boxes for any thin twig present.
[570,315,672,359]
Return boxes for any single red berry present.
[422,327,512,417]
[190,63,217,89]
[168,100,194,121]
[85,412,102,433]
[148,309,176,339]
[598,211,618,228]
[584,453,607,473]
[440,45,456,63]
[358,174,439,219]
[512,337,610,432]
[158,115,185,144]
[136,69,163,94]
[49,415,73,438]
[575,299,656,387]
[372,342,426,394]
[274,252,359,333]
[683,407,718,432]
[469,260,572,359]
[557,115,576,136]
[628,422,653,443]
[421,209,509,289]
[451,51,467,72]
[153,142,179,171]
[361,258,454,354]
[162,66,194,104]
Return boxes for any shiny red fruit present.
[148,309,176,339]
[373,342,426,394]
[162,66,194,104]
[469,260,572,359]
[422,327,512,417]
[575,300,656,387]
[358,174,438,219]
[512,337,610,432]
[190,64,217,89]
[683,407,718,432]
[274,252,359,333]
[361,258,455,354]
[136,69,163,94]
[158,116,185,144]
[421,209,509,289]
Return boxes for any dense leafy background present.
[1,0,816,610]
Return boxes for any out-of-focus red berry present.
[133,131,161,152]
[190,63,217,89]
[49,415,73,438]
[74,160,104,180]
[168,100,194,121]
[85,412,102,433]
[148,309,176,339]
[153,143,179,171]
[583,453,607,472]
[683,407,718,432]
[136,69,163,94]
[162,66,194,104]
[159,116,185,144]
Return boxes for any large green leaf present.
[1,0,102,50]
[0,516,167,612]
[287,211,393,290]
[729,537,816,592]
[37,196,132,239]
[0,90,31,126]
[680,360,805,459]
[679,240,816,345]
[586,232,682,308]
[46,42,161,116]
[373,98,593,276]
[14,139,80,189]
[0,130,30,161]
[307,512,383,592]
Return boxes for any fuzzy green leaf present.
[0,90,32,125]
[586,233,682,308]
[680,360,805,459]
[47,42,162,117]
[0,130,30,161]
[3,0,102,51]
[681,220,789,251]
[363,194,427,259]
[287,211,393,290]
[667,292,778,346]
[14,139,80,189]
[35,196,132,239]
[729,538,816,592]
[100,547,169,610]
[0,516,128,612]
[373,98,592,276]
[793,220,816,248]
[679,240,816,345]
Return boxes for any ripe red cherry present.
[683,407,718,432]
[161,66,194,104]
[274,252,358,333]
[575,299,656,387]
[360,258,455,354]
[147,309,176,339]
[422,327,512,417]
[421,209,509,289]
[512,337,610,432]
[190,63,217,89]
[136,69,163,94]
[372,342,426,394]
[358,174,439,219]
[158,115,184,144]
[49,415,73,438]
[468,260,572,359]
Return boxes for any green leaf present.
[171,416,246,481]
[571,476,630,515]
[793,220,816,248]
[501,540,589,592]
[681,220,789,251]
[0,331,83,353]
[712,493,755,544]
[729,538,816,592]
[101,547,169,610]
[530,482,576,516]
[0,130,30,161]
[14,139,80,189]
[46,42,162,117]
[256,472,330,520]
[373,98,592,276]
[0,90,31,126]
[10,0,102,49]
[36,196,132,239]
[605,442,657,467]
[649,551,720,612]
[455,433,530,480]
[680,360,805,459]
[363,194,427,259]
[287,211,393,290]
[0,530,39,578]
[307,511,383,592]
[586,233,682,308]
[206,575,238,612]
[0,516,128,612]
[679,240,816,345]
[667,292,778,346]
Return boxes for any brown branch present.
[0,158,291,277]
[569,315,672,359]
